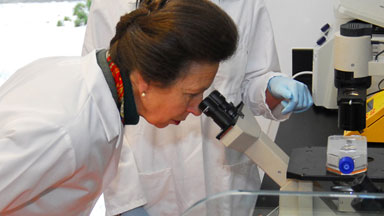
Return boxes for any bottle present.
[326,135,367,175]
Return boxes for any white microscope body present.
[312,0,384,109]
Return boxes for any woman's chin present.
[153,120,181,128]
[153,122,169,128]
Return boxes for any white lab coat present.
[0,51,125,215]
[83,0,288,215]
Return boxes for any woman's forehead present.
[177,62,219,89]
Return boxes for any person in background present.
[0,0,238,215]
[83,0,313,215]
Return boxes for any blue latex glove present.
[121,206,150,216]
[267,76,313,115]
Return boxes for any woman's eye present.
[189,93,200,98]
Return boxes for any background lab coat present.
[0,51,124,215]
[83,0,288,215]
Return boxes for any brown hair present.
[109,0,238,87]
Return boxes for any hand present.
[121,206,150,216]
[267,76,313,115]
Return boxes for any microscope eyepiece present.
[199,90,242,131]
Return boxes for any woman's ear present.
[130,69,149,95]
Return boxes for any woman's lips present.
[171,119,181,125]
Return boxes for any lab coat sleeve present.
[240,0,290,121]
[0,116,75,212]
[103,131,147,216]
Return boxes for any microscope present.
[325,22,372,176]
[307,0,384,176]
[199,90,289,187]
[312,0,384,143]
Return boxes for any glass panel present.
[182,190,384,216]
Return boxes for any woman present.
[83,0,313,216]
[0,0,238,215]
[83,0,312,216]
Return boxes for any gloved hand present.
[121,206,150,216]
[267,76,313,115]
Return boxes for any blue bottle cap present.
[339,157,355,174]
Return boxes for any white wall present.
[265,0,335,76]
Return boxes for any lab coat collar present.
[97,49,139,125]
[121,67,140,125]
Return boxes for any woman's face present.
[137,62,219,128]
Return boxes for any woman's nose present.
[187,105,202,116]
[187,95,203,116]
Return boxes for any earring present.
[141,92,146,97]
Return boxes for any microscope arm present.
[218,104,289,187]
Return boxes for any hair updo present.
[109,0,238,88]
